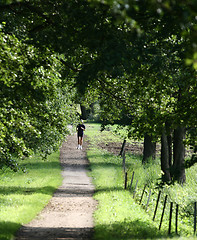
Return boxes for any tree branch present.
[60,58,80,73]
[0,1,54,33]
[97,77,133,109]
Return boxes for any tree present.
[74,0,197,182]
[0,0,196,183]
[0,28,77,169]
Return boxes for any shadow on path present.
[15,135,97,240]
[15,226,94,240]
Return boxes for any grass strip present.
[85,124,165,239]
[86,123,197,239]
[87,146,165,239]
[0,151,62,240]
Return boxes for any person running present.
[76,120,86,150]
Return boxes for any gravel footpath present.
[15,134,97,240]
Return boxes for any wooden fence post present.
[120,139,126,157]
[122,150,126,173]
[153,190,161,221]
[168,202,173,235]
[146,190,151,211]
[129,171,135,191]
[159,195,168,230]
[139,184,147,205]
[124,172,128,190]
[175,204,178,235]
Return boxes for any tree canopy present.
[0,0,196,181]
[0,19,78,169]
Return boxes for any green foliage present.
[0,151,62,240]
[87,102,102,122]
[0,0,196,174]
[0,28,78,168]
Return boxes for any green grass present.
[87,146,164,239]
[85,123,197,239]
[0,151,62,240]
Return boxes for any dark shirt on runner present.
[77,124,85,137]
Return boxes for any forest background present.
[0,0,196,186]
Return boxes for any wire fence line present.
[121,150,196,236]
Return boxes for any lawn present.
[0,151,62,240]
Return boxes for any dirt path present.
[15,134,97,240]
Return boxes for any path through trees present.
[15,134,97,240]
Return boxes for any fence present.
[121,148,196,236]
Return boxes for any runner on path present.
[15,134,97,240]
[76,120,86,150]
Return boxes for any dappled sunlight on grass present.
[86,123,197,239]
[87,145,164,239]
[95,220,162,240]
[0,151,62,240]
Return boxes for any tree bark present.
[80,105,87,120]
[172,126,186,184]
[142,133,156,164]
[161,130,171,182]
[167,134,172,168]
[165,120,173,168]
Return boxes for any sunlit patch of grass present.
[87,146,164,239]
[86,123,197,239]
[0,151,62,240]
[86,123,123,145]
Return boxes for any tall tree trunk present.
[172,126,186,183]
[165,120,172,168]
[80,104,87,120]
[161,130,171,182]
[142,133,156,164]
[167,134,172,168]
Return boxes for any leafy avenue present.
[0,0,196,198]
[0,0,197,239]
